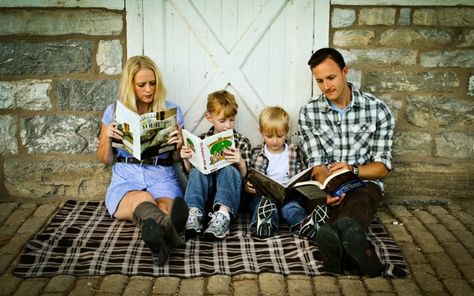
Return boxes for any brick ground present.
[0,200,473,296]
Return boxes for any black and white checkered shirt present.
[298,82,395,191]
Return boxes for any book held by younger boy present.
[182,129,235,175]
[113,101,178,160]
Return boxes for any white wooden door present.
[127,0,329,145]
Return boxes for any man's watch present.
[352,165,360,176]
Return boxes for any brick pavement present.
[0,200,472,296]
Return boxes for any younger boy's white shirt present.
[264,143,290,185]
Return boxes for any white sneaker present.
[185,207,203,239]
[204,211,230,239]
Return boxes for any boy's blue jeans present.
[184,166,242,216]
[249,195,308,233]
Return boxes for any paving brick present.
[391,278,422,295]
[233,280,258,296]
[410,264,445,293]
[449,207,474,224]
[441,241,473,267]
[433,214,466,231]
[0,272,22,296]
[17,216,48,235]
[442,278,474,295]
[383,223,413,243]
[398,243,427,264]
[369,293,396,296]
[313,275,339,293]
[207,275,232,295]
[259,273,286,296]
[458,264,474,287]
[338,278,366,296]
[413,210,438,224]
[0,253,16,274]
[98,274,128,295]
[287,277,313,296]
[68,277,101,296]
[12,278,47,296]
[400,217,443,253]
[232,273,258,280]
[152,276,180,295]
[123,276,153,296]
[0,202,18,225]
[388,205,412,218]
[364,277,393,292]
[179,278,205,296]
[451,229,474,253]
[34,203,58,219]
[426,205,448,215]
[4,203,38,228]
[426,253,461,279]
[42,275,76,293]
[0,233,32,256]
[424,223,458,242]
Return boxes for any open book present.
[113,101,177,160]
[182,129,235,175]
[247,167,366,206]
[293,168,366,198]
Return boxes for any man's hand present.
[326,193,346,206]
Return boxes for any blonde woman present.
[98,55,188,265]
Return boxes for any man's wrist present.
[352,165,360,176]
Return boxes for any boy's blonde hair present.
[207,90,238,117]
[119,55,166,112]
[259,106,290,134]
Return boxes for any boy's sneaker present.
[185,207,203,240]
[204,211,230,239]
[256,197,276,238]
[299,205,328,241]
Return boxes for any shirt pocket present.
[350,123,376,152]
[313,124,335,159]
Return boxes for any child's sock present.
[217,205,231,220]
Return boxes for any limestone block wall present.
[331,5,474,201]
[0,3,124,200]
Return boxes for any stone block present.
[4,158,111,199]
[123,277,153,296]
[425,224,457,243]
[385,161,473,199]
[413,8,474,27]
[0,115,18,155]
[11,278,47,296]
[0,80,51,110]
[0,272,22,296]
[287,278,313,296]
[97,40,122,75]
[365,71,459,93]
[393,131,432,156]
[398,243,427,264]
[435,132,474,159]
[410,264,445,293]
[442,241,473,267]
[99,274,128,295]
[0,10,122,36]
[391,279,422,295]
[0,202,18,225]
[400,217,443,253]
[338,48,417,66]
[20,115,99,154]
[313,276,339,293]
[179,278,205,296]
[43,275,76,293]
[152,276,180,295]
[406,95,473,128]
[378,95,402,123]
[398,8,411,25]
[459,29,474,47]
[333,30,374,47]
[427,253,461,279]
[331,8,355,28]
[378,29,453,48]
[0,40,94,76]
[233,280,258,296]
[339,278,366,296]
[364,277,392,292]
[468,73,474,96]
[359,8,396,25]
[56,80,118,111]
[69,277,101,296]
[420,49,474,68]
[259,273,286,296]
[442,278,474,296]
[207,275,231,295]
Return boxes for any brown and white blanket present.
[13,200,408,278]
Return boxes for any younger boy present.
[245,106,327,239]
[180,90,251,239]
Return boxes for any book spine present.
[332,179,366,197]
[200,142,207,171]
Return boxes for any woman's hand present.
[107,122,123,141]
[168,126,183,150]
[245,181,256,194]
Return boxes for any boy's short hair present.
[259,106,290,134]
[207,90,238,117]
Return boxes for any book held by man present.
[182,129,235,175]
[247,167,366,206]
[113,101,178,160]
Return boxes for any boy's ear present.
[205,112,212,123]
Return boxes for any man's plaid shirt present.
[250,143,307,179]
[298,82,395,191]
[200,127,252,174]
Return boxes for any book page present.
[182,129,205,173]
[115,101,140,158]
[203,129,235,174]
[138,108,177,159]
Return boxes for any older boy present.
[245,106,326,239]
[180,90,251,239]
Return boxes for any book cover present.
[247,167,324,205]
[293,169,366,198]
[113,101,177,160]
[182,129,235,175]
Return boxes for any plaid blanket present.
[13,200,408,278]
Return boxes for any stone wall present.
[331,5,474,202]
[0,4,124,201]
[0,2,473,203]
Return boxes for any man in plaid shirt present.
[299,48,395,277]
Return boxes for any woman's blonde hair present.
[206,90,238,117]
[259,106,290,134]
[119,55,166,112]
